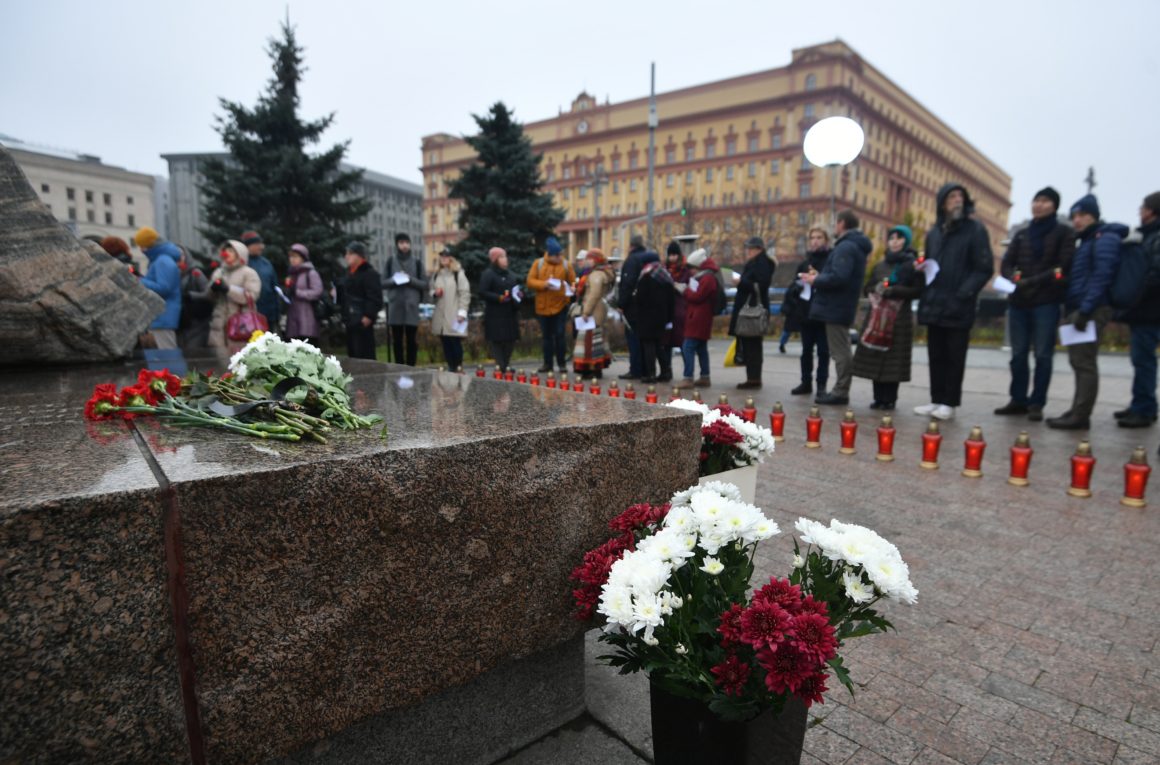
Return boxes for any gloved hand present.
[1073,312,1091,332]
[211,279,228,295]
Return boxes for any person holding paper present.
[781,228,832,396]
[914,183,994,421]
[572,248,615,378]
[526,236,576,373]
[479,247,521,373]
[385,233,428,366]
[1047,195,1128,430]
[994,187,1074,422]
[676,248,720,389]
[430,249,471,372]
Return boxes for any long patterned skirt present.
[574,326,612,373]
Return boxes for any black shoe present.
[640,376,658,384]
[779,345,787,354]
[1118,413,1156,428]
[879,401,896,411]
[657,373,673,383]
[869,400,883,410]
[736,381,763,390]
[537,366,553,373]
[1046,414,1090,430]
[1027,406,1044,422]
[815,392,849,406]
[790,382,812,395]
[994,402,1029,416]
[1114,408,1132,419]
[619,373,640,380]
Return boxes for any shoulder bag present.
[227,293,269,341]
[734,284,769,338]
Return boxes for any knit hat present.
[1069,194,1100,220]
[289,243,310,260]
[395,232,411,245]
[1033,186,1061,212]
[345,241,367,257]
[99,236,131,258]
[666,241,682,256]
[545,236,563,256]
[1144,192,1160,216]
[134,226,160,250]
[687,248,708,268]
[887,225,913,248]
[240,230,262,246]
[586,248,605,264]
[744,236,765,250]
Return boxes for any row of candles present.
[469,366,1151,507]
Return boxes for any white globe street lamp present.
[802,116,865,228]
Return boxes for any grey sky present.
[3,0,1157,230]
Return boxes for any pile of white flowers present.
[794,518,919,605]
[597,482,781,643]
[667,399,777,467]
[227,334,345,382]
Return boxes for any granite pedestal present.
[0,358,700,764]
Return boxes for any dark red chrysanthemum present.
[717,603,746,646]
[138,368,182,398]
[702,420,743,447]
[711,654,752,697]
[609,502,670,533]
[713,403,742,419]
[756,642,816,695]
[569,533,634,620]
[788,613,838,664]
[739,600,793,649]
[752,577,804,614]
[84,383,120,421]
[794,671,830,707]
[799,594,829,618]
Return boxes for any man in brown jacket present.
[526,236,576,373]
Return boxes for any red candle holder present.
[670,387,682,403]
[692,390,703,405]
[492,367,503,380]
[503,369,515,382]
[645,385,658,404]
[608,381,620,398]
[742,398,757,423]
[589,380,601,395]
[805,406,822,449]
[624,383,637,400]
[476,366,486,378]
[962,425,985,478]
[573,376,585,394]
[876,415,896,462]
[1008,432,1032,486]
[560,377,571,391]
[839,409,858,455]
[769,402,785,443]
[1122,446,1150,507]
[517,371,527,384]
[718,394,730,408]
[920,420,942,470]
[546,372,557,389]
[530,372,541,386]
[1067,441,1095,498]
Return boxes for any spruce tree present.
[448,103,564,287]
[198,22,371,285]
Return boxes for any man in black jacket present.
[1116,192,1160,428]
[341,242,383,360]
[786,228,831,396]
[802,210,871,405]
[994,187,1074,422]
[914,183,994,421]
[616,234,657,379]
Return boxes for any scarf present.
[1026,215,1057,261]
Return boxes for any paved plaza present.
[506,339,1160,765]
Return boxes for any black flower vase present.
[649,681,807,765]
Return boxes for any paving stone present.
[1072,708,1160,757]
[818,705,923,764]
[801,723,860,764]
[948,707,1057,762]
[1009,707,1117,764]
[982,673,1079,721]
[885,706,989,764]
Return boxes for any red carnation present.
[752,578,804,614]
[137,368,182,399]
[739,600,793,650]
[756,642,816,694]
[84,383,120,421]
[717,603,746,646]
[116,383,155,418]
[711,654,751,697]
[702,420,743,447]
[788,613,838,664]
[794,671,830,707]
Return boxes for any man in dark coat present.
[785,228,831,396]
[995,187,1074,422]
[478,247,522,373]
[730,236,776,389]
[1117,192,1160,428]
[633,258,674,383]
[340,242,383,360]
[1046,195,1128,430]
[914,183,994,421]
[616,234,657,379]
[241,231,281,332]
[802,210,871,405]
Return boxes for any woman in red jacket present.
[676,248,719,389]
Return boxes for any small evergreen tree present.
[448,102,565,287]
[198,22,371,286]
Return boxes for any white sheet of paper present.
[396,375,414,389]
[992,275,1017,295]
[275,285,291,304]
[391,271,410,285]
[800,281,812,301]
[664,322,673,330]
[564,281,574,297]
[452,318,468,334]
[574,316,596,331]
[1059,323,1097,346]
[511,285,523,303]
[731,271,742,284]
[922,259,940,286]
[688,277,700,292]
[547,277,561,290]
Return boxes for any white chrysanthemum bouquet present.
[667,399,776,476]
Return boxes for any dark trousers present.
[1007,303,1060,408]
[390,324,418,366]
[1129,323,1160,418]
[927,325,971,407]
[538,310,567,369]
[440,335,464,372]
[641,338,665,379]
[740,336,763,382]
[824,323,853,396]
[1065,307,1111,419]
[873,381,900,405]
[800,320,829,387]
[489,340,515,372]
[625,326,642,377]
[346,324,377,360]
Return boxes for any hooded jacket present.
[1120,218,1160,324]
[683,257,720,341]
[917,183,995,328]
[140,241,183,330]
[808,229,872,326]
[208,241,262,349]
[430,259,471,338]
[1067,221,1130,315]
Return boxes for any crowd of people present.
[97,182,1160,437]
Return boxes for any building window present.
[724,218,732,232]
[630,179,638,192]
[562,188,570,199]
[799,182,811,198]
[798,211,809,226]
[770,159,780,174]
[103,192,112,206]
[685,146,695,161]
[41,183,50,193]
[127,213,135,226]
[726,166,735,181]
[627,155,638,170]
[579,185,587,198]
[804,104,815,118]
[705,168,714,182]
[67,187,75,201]
[725,139,736,156]
[127,195,134,205]
[595,162,604,174]
[563,167,572,180]
[775,188,782,200]
[805,74,817,91]
[612,180,620,193]
[85,190,93,203]
[104,211,113,224]
[686,171,694,184]
[611,158,621,171]
[68,207,77,220]
[772,135,782,150]
[748,136,759,152]
[705,144,716,159]
[546,168,555,182]
[665,148,676,163]
[748,162,756,178]
[666,173,674,188]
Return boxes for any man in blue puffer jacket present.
[134,226,182,349]
[1047,195,1129,430]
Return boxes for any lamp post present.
[583,172,609,251]
[803,117,865,229]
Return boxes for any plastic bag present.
[723,337,739,367]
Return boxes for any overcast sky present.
[3,0,1157,229]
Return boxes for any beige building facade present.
[421,40,1011,271]
[1,134,157,244]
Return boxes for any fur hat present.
[687,248,708,268]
